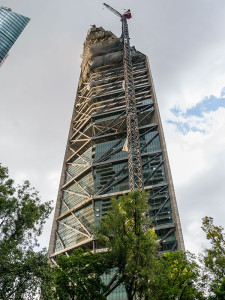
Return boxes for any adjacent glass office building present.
[49,25,184,299]
[0,7,30,65]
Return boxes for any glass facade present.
[0,7,30,64]
[49,26,184,299]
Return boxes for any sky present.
[1,0,225,255]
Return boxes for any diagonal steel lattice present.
[122,16,144,190]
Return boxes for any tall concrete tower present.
[49,25,184,298]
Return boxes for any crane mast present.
[103,4,143,190]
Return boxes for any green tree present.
[212,277,225,299]
[148,251,204,300]
[201,216,225,298]
[0,164,53,299]
[96,189,160,300]
[54,248,110,300]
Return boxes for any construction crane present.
[103,3,143,191]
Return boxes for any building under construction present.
[49,8,184,299]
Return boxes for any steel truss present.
[122,16,143,190]
[49,27,182,259]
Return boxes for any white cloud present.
[166,103,225,253]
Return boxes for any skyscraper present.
[49,25,184,262]
[0,6,30,66]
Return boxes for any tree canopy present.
[96,189,160,299]
[0,164,52,299]
[54,248,111,300]
[53,190,208,300]
[149,251,204,299]
[2,163,225,300]
[201,216,225,299]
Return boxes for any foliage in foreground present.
[53,190,160,299]
[53,191,225,300]
[96,189,160,299]
[54,248,112,300]
[201,216,225,299]
[95,190,207,299]
[0,164,52,299]
[149,251,204,300]
[1,163,225,300]
[53,249,205,300]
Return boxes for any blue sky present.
[168,87,225,134]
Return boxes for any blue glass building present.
[0,7,30,65]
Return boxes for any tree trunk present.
[126,285,135,300]
[127,292,133,300]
